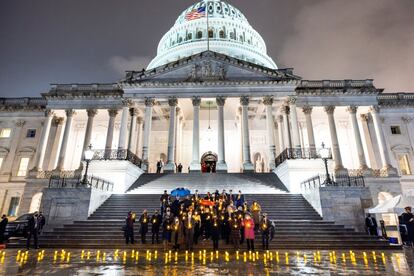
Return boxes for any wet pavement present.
[0,248,413,275]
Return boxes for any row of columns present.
[31,97,397,175]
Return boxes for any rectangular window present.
[26,129,36,138]
[17,157,30,177]
[391,126,401,135]
[7,197,20,216]
[0,128,11,138]
[399,154,412,175]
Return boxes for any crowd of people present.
[123,189,275,251]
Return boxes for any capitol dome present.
[147,0,277,70]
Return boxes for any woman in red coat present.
[242,213,255,251]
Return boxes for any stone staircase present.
[127,173,289,194]
[31,193,393,250]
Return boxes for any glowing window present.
[196,31,203,39]
[0,158,3,170]
[208,29,214,38]
[219,30,225,38]
[0,128,11,138]
[7,197,20,216]
[17,157,30,177]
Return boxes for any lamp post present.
[319,142,333,185]
[82,144,94,185]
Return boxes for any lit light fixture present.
[206,100,213,141]
[319,142,334,185]
[82,144,94,185]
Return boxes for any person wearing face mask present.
[139,210,149,244]
[27,212,40,249]
[151,210,162,244]
[260,213,272,250]
[162,208,173,251]
[184,210,195,251]
[242,213,255,251]
[172,217,183,251]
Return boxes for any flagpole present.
[206,2,210,51]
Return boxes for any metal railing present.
[301,173,365,190]
[275,147,331,167]
[48,175,114,192]
[91,149,142,168]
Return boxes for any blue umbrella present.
[170,187,191,197]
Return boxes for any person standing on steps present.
[365,214,378,236]
[260,213,271,250]
[251,201,261,232]
[242,213,255,252]
[38,212,46,235]
[211,215,220,251]
[124,211,135,245]
[184,210,195,251]
[156,160,162,173]
[229,213,241,250]
[162,207,173,251]
[401,206,414,246]
[0,215,8,243]
[177,163,183,173]
[235,190,245,208]
[139,209,149,244]
[26,212,40,249]
[160,190,169,217]
[151,210,162,244]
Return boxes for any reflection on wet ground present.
[0,249,413,275]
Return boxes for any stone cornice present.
[0,97,46,112]
[44,83,123,100]
[296,79,381,96]
[378,93,414,108]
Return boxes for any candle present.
[153,219,156,223]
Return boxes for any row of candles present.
[6,249,394,266]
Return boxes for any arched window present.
[178,37,183,43]
[208,29,214,38]
[219,30,225,38]
[230,32,235,40]
[196,31,203,39]
[239,35,244,42]
[187,33,192,40]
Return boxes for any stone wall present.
[364,176,402,205]
[18,178,49,216]
[319,186,373,232]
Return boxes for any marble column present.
[240,96,254,171]
[370,106,397,175]
[135,117,143,156]
[105,109,118,154]
[190,96,201,172]
[347,106,370,173]
[277,115,285,153]
[164,97,178,172]
[56,109,75,170]
[118,105,130,150]
[281,106,291,149]
[288,96,301,149]
[263,96,276,170]
[324,106,346,173]
[141,98,155,171]
[82,109,97,156]
[47,117,64,170]
[33,110,54,171]
[128,108,138,152]
[216,96,227,172]
[302,105,316,151]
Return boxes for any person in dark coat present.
[177,163,183,173]
[229,214,241,250]
[162,208,173,251]
[125,211,135,244]
[156,160,162,173]
[171,197,181,217]
[260,213,272,250]
[160,190,169,217]
[211,216,220,251]
[139,210,149,244]
[365,214,378,236]
[184,210,195,251]
[0,215,8,243]
[26,212,40,249]
[401,206,414,245]
[193,210,201,245]
[151,210,162,244]
[38,212,46,234]
[235,190,245,208]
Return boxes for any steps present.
[28,193,394,250]
[127,173,289,194]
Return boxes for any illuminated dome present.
[147,0,277,70]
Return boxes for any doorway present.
[201,151,217,173]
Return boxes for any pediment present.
[122,51,300,84]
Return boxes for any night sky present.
[0,0,413,97]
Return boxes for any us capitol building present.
[0,0,412,227]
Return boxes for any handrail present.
[91,149,142,168]
[275,147,331,167]
[48,175,114,192]
[301,173,365,190]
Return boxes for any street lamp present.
[82,144,94,185]
[319,142,333,185]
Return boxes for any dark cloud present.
[0,0,413,97]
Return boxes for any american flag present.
[185,6,206,21]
